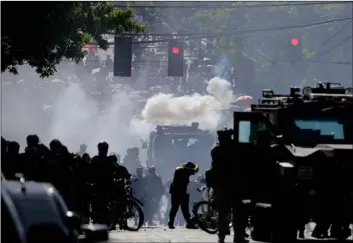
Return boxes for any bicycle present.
[192,186,249,235]
[191,186,220,234]
[108,179,145,231]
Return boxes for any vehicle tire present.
[193,201,218,235]
[123,199,144,231]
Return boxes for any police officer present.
[131,167,147,204]
[78,144,87,157]
[211,130,235,243]
[252,130,282,242]
[168,162,199,229]
[123,147,142,175]
[145,166,164,226]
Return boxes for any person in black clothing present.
[5,141,22,180]
[89,141,115,224]
[46,139,76,208]
[23,134,50,181]
[110,153,131,182]
[211,130,235,243]
[168,162,199,229]
[108,153,131,230]
[1,137,12,179]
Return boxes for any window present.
[12,197,62,228]
[155,134,214,150]
[293,118,345,141]
[238,121,267,143]
[239,121,251,143]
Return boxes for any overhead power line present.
[123,17,352,44]
[305,60,352,65]
[121,16,351,39]
[116,2,348,9]
[314,35,353,57]
[307,19,353,55]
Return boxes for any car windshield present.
[12,197,63,228]
[290,118,349,144]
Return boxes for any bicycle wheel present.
[123,199,144,231]
[193,201,218,234]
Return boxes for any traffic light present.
[114,36,132,77]
[168,40,184,77]
[288,37,302,63]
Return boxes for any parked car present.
[1,176,108,243]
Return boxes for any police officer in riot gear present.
[78,144,87,157]
[213,128,254,243]
[145,166,164,226]
[124,147,142,175]
[168,162,199,229]
[211,130,235,243]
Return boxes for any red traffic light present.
[172,47,180,54]
[290,38,299,46]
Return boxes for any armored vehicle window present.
[239,121,251,143]
[239,121,267,143]
[289,117,351,144]
[153,133,215,165]
[294,119,344,139]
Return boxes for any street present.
[109,226,221,242]
[109,226,353,243]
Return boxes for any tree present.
[1,1,144,77]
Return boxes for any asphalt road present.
[109,225,353,243]
[109,226,223,242]
[109,226,353,243]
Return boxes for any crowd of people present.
[1,134,206,229]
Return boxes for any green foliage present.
[188,2,348,73]
[1,1,144,77]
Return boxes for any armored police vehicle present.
[231,82,353,242]
[146,123,215,179]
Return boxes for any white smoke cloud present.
[48,83,151,159]
[2,69,236,161]
[140,77,235,131]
